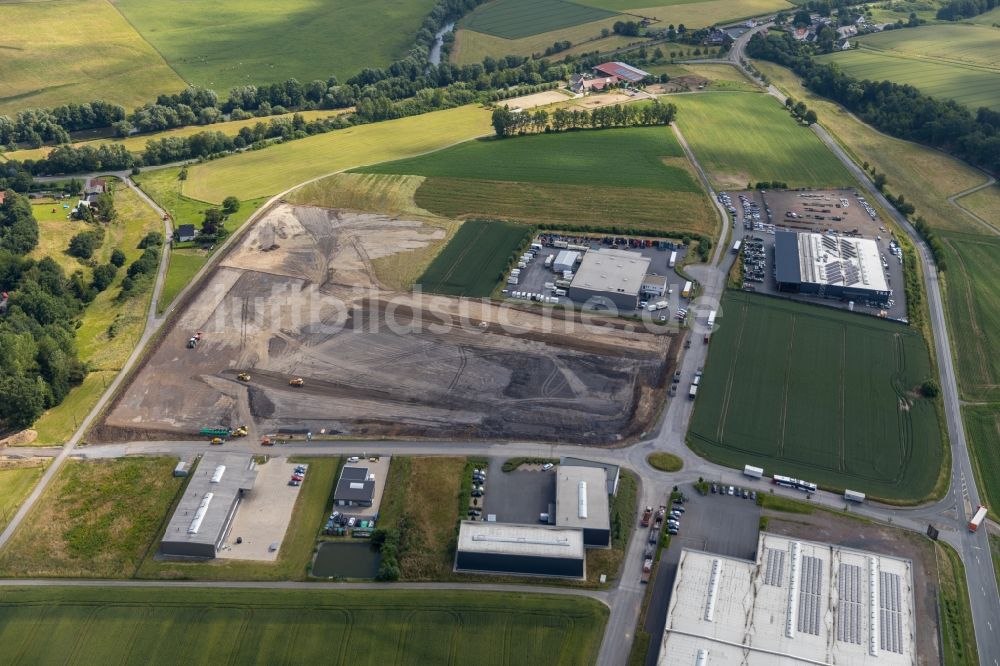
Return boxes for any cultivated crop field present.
[820,46,1000,112]
[0,0,186,116]
[359,127,717,235]
[115,0,437,91]
[463,0,618,38]
[183,105,493,203]
[939,231,1000,402]
[671,92,853,189]
[689,292,943,501]
[964,405,1000,518]
[419,219,532,296]
[0,587,607,665]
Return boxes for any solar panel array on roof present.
[822,235,838,252]
[880,571,904,654]
[797,555,823,636]
[837,563,863,645]
[840,240,857,257]
[764,548,785,587]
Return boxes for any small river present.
[429,22,456,66]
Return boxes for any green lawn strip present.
[0,586,608,665]
[688,290,943,502]
[136,457,339,581]
[157,249,209,314]
[0,465,47,532]
[961,404,1000,520]
[0,458,182,578]
[991,535,1000,595]
[670,92,854,189]
[757,492,816,514]
[358,127,701,192]
[463,0,618,39]
[936,540,979,666]
[647,452,683,472]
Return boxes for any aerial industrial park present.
[0,0,998,664]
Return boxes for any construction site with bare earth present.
[96,204,673,444]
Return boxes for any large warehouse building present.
[658,533,916,665]
[774,231,890,304]
[160,453,258,559]
[555,465,610,547]
[568,248,651,311]
[454,522,586,579]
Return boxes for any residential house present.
[175,224,197,242]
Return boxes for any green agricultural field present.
[0,0,186,115]
[0,587,607,665]
[360,127,717,235]
[850,24,1000,70]
[820,46,1000,112]
[938,231,1000,402]
[463,0,618,39]
[361,127,699,191]
[963,405,1000,519]
[583,0,793,21]
[671,92,853,189]
[115,0,437,92]
[688,291,943,501]
[183,105,493,203]
[0,464,46,532]
[418,219,533,296]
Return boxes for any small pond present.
[312,541,381,578]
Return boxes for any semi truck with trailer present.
[969,505,988,532]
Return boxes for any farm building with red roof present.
[592,62,650,83]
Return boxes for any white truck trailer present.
[844,489,866,503]
[743,465,763,480]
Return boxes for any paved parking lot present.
[502,233,689,315]
[482,460,556,524]
[730,189,907,321]
[219,457,304,562]
[643,485,761,666]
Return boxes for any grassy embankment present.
[0,463,47,532]
[647,452,683,472]
[0,586,608,665]
[28,185,161,444]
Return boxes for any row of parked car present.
[468,467,487,519]
[711,483,756,500]
[288,464,307,486]
[666,497,685,535]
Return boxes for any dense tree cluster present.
[118,232,163,300]
[490,101,677,136]
[746,32,1000,175]
[0,102,126,149]
[0,190,88,429]
[937,0,998,19]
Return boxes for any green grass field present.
[418,219,532,296]
[688,292,943,501]
[820,37,1000,111]
[0,464,46,532]
[963,405,1000,519]
[938,231,1000,401]
[361,127,716,236]
[0,0,185,115]
[671,92,853,189]
[463,0,618,39]
[0,458,182,578]
[360,128,700,191]
[115,0,437,92]
[0,587,607,665]
[183,105,493,203]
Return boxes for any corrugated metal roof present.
[593,61,650,82]
[774,231,802,285]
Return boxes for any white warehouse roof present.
[797,233,888,293]
[456,521,584,559]
[569,248,650,297]
[658,533,916,666]
[555,465,610,530]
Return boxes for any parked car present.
[542,463,554,471]
[347,517,356,527]
[750,490,757,500]
[742,489,749,499]
[471,490,483,498]
[711,483,718,494]
[728,486,735,495]
[672,506,685,513]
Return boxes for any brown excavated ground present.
[97,204,673,444]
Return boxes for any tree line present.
[937,0,999,19]
[746,32,1000,176]
[490,101,677,137]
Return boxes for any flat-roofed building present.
[775,231,890,304]
[559,457,621,495]
[555,465,610,547]
[568,248,651,311]
[160,453,258,559]
[334,465,376,506]
[657,533,916,665]
[454,521,585,579]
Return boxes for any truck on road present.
[640,506,653,527]
[844,489,866,503]
[689,384,698,400]
[682,281,693,298]
[641,558,653,583]
[969,505,988,532]
[743,464,763,480]
[669,251,677,268]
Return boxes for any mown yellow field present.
[0,0,186,116]
[182,106,494,203]
[3,110,348,162]
[753,60,992,236]
[630,0,793,26]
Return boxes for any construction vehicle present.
[200,427,231,437]
[640,506,653,527]
[186,331,203,349]
[210,437,224,445]
[231,425,248,438]
[969,505,988,532]
[641,558,653,584]
[261,435,274,446]
[289,377,304,387]
[237,372,251,382]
